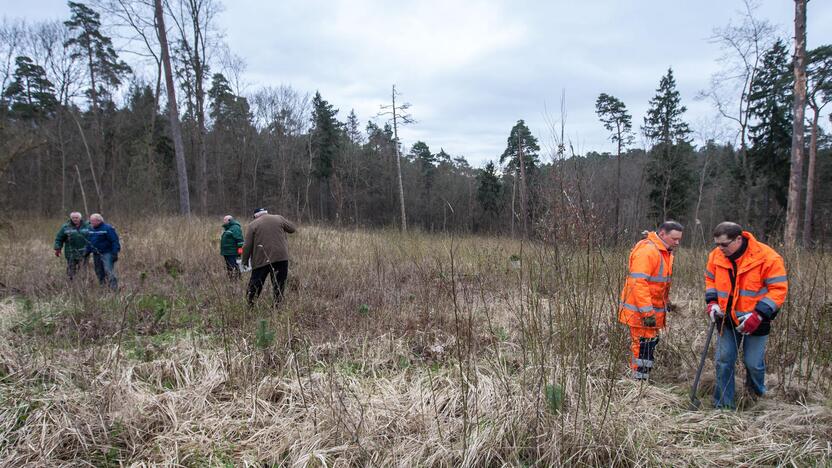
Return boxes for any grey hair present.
[69,211,82,218]
[90,213,104,222]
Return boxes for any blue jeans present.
[714,326,768,409]
[93,252,118,290]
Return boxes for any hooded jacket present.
[220,219,244,256]
[704,231,787,336]
[618,231,674,329]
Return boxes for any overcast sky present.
[4,0,832,167]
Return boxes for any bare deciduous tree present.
[802,45,831,246]
[155,0,190,214]
[167,0,222,213]
[701,0,774,226]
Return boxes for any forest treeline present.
[1,1,830,246]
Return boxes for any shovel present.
[689,313,723,410]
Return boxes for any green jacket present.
[220,219,244,256]
[54,220,91,260]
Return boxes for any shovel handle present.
[690,320,716,406]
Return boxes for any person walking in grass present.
[220,215,245,280]
[618,220,683,381]
[242,208,297,307]
[85,213,121,290]
[53,211,91,280]
[705,222,788,409]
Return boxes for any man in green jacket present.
[221,215,245,280]
[54,211,91,280]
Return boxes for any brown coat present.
[242,214,297,269]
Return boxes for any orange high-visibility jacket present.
[704,231,787,332]
[618,231,673,329]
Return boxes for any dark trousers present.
[247,260,288,306]
[66,256,87,280]
[223,255,240,280]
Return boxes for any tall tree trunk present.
[785,0,807,248]
[214,134,225,211]
[146,58,163,208]
[74,164,89,216]
[155,0,191,215]
[614,128,622,243]
[803,108,820,246]
[352,146,359,224]
[392,85,407,232]
[243,132,251,214]
[510,174,516,238]
[69,110,103,211]
[36,151,42,214]
[85,45,98,116]
[518,136,528,239]
[303,136,313,221]
[58,108,66,214]
[693,149,713,247]
[195,47,208,214]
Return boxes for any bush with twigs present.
[0,217,831,466]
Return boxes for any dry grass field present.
[1,217,831,466]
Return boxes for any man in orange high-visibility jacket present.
[619,221,683,380]
[705,222,787,409]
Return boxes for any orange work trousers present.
[629,326,660,380]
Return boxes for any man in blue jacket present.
[85,213,121,290]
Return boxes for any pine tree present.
[64,1,131,112]
[4,55,58,120]
[642,68,693,223]
[435,148,451,165]
[208,73,251,129]
[310,91,340,220]
[410,140,435,227]
[345,109,362,145]
[748,40,793,236]
[410,140,436,186]
[500,119,539,237]
[595,93,633,237]
[499,120,540,174]
[476,160,502,231]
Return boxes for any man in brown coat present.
[242,208,297,306]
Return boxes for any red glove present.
[54,249,61,257]
[737,312,762,335]
[237,247,243,255]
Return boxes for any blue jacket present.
[86,223,121,255]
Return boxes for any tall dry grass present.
[0,217,831,466]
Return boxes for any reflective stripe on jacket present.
[85,223,121,255]
[704,231,787,336]
[618,231,673,329]
[54,220,91,260]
